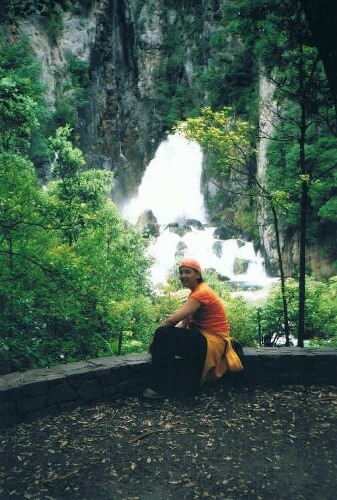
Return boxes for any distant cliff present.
[12,0,223,204]
[3,0,336,279]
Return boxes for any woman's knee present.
[150,326,170,352]
[153,326,168,341]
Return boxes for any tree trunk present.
[298,179,307,347]
[271,204,291,346]
[297,40,307,348]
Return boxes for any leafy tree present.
[0,137,154,370]
[225,297,260,347]
[259,276,337,346]
[53,55,91,137]
[47,125,90,246]
[0,78,153,371]
[0,34,51,168]
[257,2,336,345]
[202,20,258,117]
[223,0,337,346]
[0,77,38,153]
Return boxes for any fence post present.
[117,331,123,355]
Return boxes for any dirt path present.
[1,385,337,499]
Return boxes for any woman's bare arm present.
[162,299,201,327]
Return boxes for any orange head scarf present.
[179,258,202,274]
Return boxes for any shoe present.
[143,388,164,400]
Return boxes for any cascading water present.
[122,132,206,225]
[121,132,276,291]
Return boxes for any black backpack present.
[231,339,245,367]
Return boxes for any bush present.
[258,276,337,345]
[225,296,260,347]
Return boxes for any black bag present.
[231,339,245,367]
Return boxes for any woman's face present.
[179,266,200,289]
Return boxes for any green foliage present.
[203,25,258,117]
[54,55,91,134]
[177,107,257,233]
[152,293,182,322]
[258,277,337,344]
[0,1,94,24]
[178,107,256,169]
[0,110,154,371]
[225,297,260,347]
[154,31,196,129]
[0,35,50,164]
[49,125,86,177]
[0,77,38,152]
[309,137,337,225]
[266,87,337,243]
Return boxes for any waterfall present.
[121,132,206,225]
[121,132,276,290]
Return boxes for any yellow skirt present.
[200,332,243,385]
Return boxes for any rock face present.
[256,73,280,275]
[136,209,160,237]
[256,73,336,278]
[8,1,336,279]
[15,1,164,202]
[15,0,222,204]
[17,11,97,110]
[85,0,165,203]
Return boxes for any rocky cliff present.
[5,0,336,278]
[257,75,336,278]
[13,0,222,204]
[15,1,160,203]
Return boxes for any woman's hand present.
[175,319,188,329]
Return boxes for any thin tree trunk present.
[7,235,14,338]
[298,179,307,347]
[117,331,123,355]
[297,40,307,348]
[271,204,290,346]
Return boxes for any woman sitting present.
[143,258,243,399]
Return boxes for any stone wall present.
[1,348,336,428]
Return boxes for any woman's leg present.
[148,326,177,394]
[178,329,207,393]
[149,326,207,395]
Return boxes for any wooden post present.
[117,331,123,355]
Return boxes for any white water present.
[122,133,206,225]
[121,132,276,291]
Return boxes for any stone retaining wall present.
[1,348,336,428]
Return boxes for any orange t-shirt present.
[188,282,230,334]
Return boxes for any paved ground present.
[1,384,337,499]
